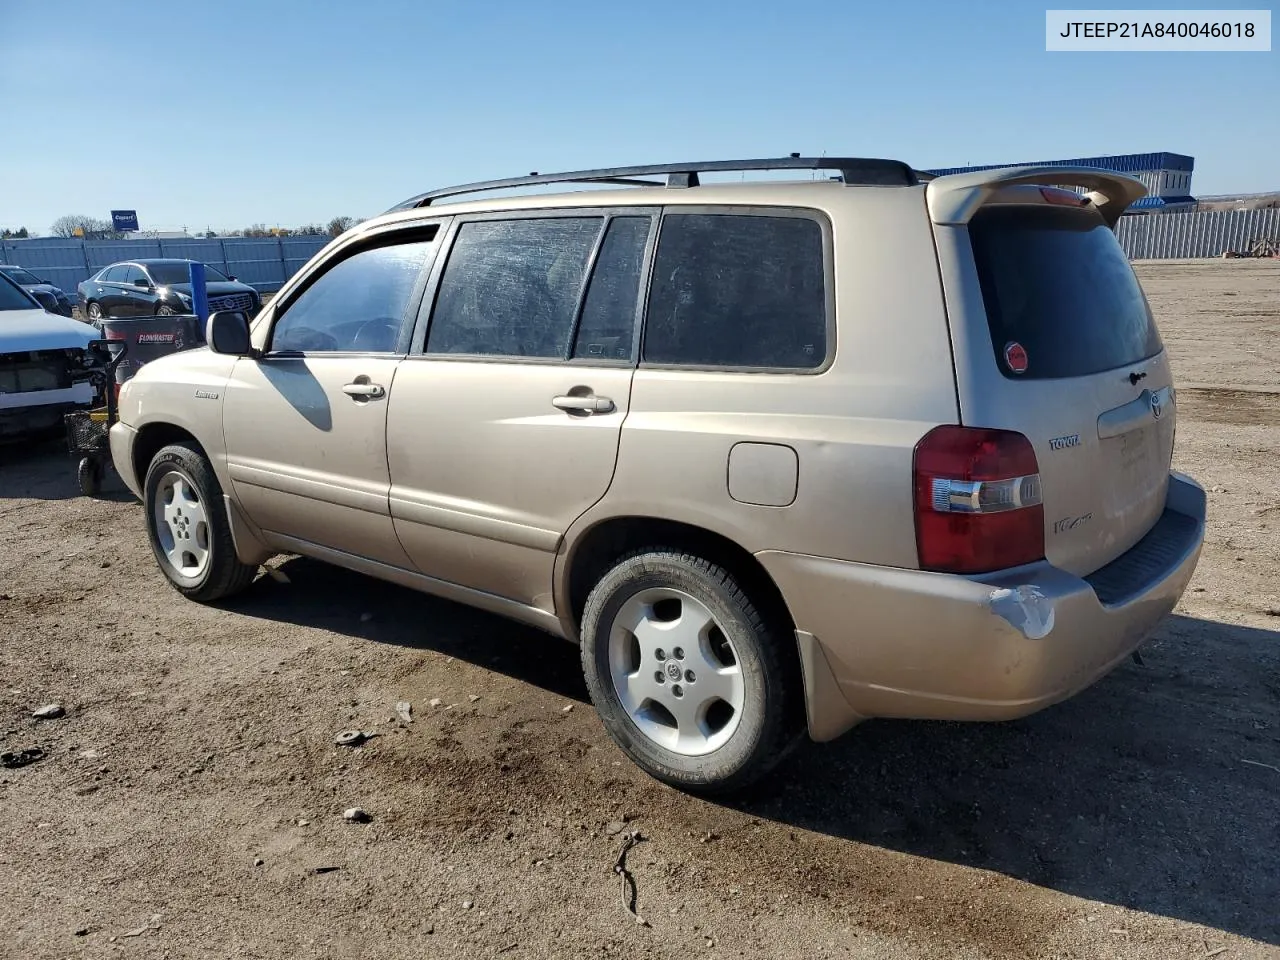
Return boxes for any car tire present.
[156,304,176,316]
[580,549,803,794]
[76,457,103,497]
[86,301,102,321]
[143,442,257,603]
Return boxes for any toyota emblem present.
[665,661,682,681]
[1150,392,1163,420]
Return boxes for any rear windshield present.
[969,205,1163,379]
[2,267,40,284]
[0,273,36,311]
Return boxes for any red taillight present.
[913,425,1045,574]
[1039,186,1089,207]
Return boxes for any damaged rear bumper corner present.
[760,472,1206,742]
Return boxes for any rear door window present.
[103,265,129,283]
[643,213,827,369]
[968,205,1163,379]
[427,217,603,359]
[572,216,651,362]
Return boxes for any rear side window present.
[969,205,1163,379]
[428,217,602,358]
[103,265,128,282]
[644,213,827,369]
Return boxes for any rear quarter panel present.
[559,186,959,596]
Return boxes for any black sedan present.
[76,259,260,321]
[0,264,75,316]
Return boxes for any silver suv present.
[109,157,1205,793]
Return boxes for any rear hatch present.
[930,172,1174,577]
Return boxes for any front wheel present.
[143,443,256,602]
[580,550,803,794]
[76,457,103,497]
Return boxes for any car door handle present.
[342,382,386,399]
[552,394,614,414]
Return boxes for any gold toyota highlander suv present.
[109,157,1205,793]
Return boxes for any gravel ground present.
[3,260,1278,959]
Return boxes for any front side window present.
[427,217,602,359]
[644,213,827,369]
[123,266,145,285]
[271,239,435,353]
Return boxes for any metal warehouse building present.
[925,152,1196,213]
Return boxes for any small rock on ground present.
[344,807,371,823]
[32,704,65,720]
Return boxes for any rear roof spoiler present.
[926,165,1147,229]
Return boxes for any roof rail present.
[388,156,920,211]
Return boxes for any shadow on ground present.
[235,555,588,703]
[0,440,133,503]
[236,556,1280,945]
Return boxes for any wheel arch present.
[560,515,797,644]
[559,514,861,743]
[131,422,202,487]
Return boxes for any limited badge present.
[1004,341,1029,374]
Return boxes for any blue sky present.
[1,0,1275,233]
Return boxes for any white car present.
[0,271,97,441]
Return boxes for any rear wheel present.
[86,301,102,321]
[143,443,256,602]
[156,304,177,316]
[580,550,803,793]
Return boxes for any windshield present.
[146,262,230,284]
[0,273,37,311]
[1,267,41,285]
[969,204,1163,379]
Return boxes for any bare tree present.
[50,215,119,239]
[327,216,355,237]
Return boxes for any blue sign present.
[110,210,139,232]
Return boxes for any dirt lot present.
[3,260,1278,960]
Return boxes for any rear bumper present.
[758,472,1206,741]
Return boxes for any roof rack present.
[388,156,920,211]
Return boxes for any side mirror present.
[227,275,238,281]
[133,277,151,288]
[207,310,252,356]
